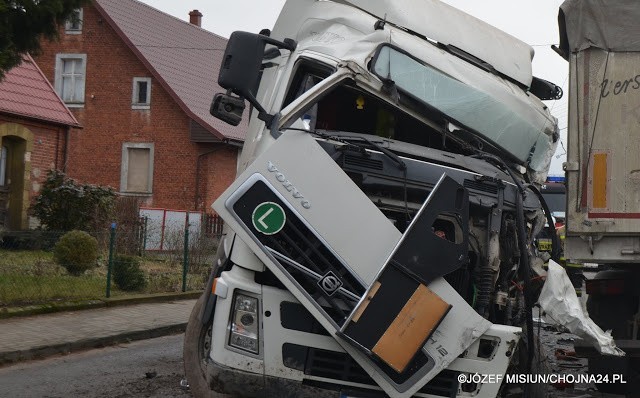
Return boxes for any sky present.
[138,0,568,175]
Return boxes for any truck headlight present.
[229,292,260,354]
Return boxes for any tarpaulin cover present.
[539,260,624,356]
[559,0,640,58]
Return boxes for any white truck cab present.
[184,1,560,397]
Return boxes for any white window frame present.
[65,8,83,34]
[120,143,154,195]
[54,53,87,107]
[131,77,152,110]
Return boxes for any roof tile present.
[0,55,80,127]
[95,0,247,141]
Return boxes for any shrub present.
[53,230,99,276]
[31,170,117,232]
[113,255,147,291]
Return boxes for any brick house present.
[33,0,245,216]
[0,55,81,230]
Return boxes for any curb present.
[0,291,202,319]
[0,323,187,366]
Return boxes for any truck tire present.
[184,294,231,398]
[587,294,638,396]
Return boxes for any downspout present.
[55,127,60,169]
[63,126,70,173]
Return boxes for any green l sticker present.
[252,202,286,235]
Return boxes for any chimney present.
[189,10,202,27]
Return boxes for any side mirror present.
[214,31,296,126]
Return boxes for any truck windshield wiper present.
[335,134,407,172]
[284,127,407,172]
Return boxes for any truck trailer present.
[558,0,640,395]
[184,1,562,397]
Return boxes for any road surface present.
[0,329,622,397]
[0,334,190,398]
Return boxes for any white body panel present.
[211,261,521,398]
[212,132,515,397]
[273,0,533,87]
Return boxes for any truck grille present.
[232,180,365,326]
[463,179,499,194]
[343,154,384,171]
[283,344,459,397]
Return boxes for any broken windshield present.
[370,45,556,172]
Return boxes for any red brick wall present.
[33,3,237,212]
[197,145,238,213]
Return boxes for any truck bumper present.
[206,358,339,398]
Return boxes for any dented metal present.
[186,0,562,397]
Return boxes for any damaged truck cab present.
[184,1,560,397]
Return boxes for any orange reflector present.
[592,153,607,209]
[212,277,218,294]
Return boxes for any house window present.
[0,146,7,187]
[54,54,87,106]
[65,8,83,34]
[120,143,154,194]
[132,77,152,109]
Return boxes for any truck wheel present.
[587,294,638,395]
[184,294,231,398]
[587,294,635,339]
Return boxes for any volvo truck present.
[184,1,562,397]
[558,0,640,395]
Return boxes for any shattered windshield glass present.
[370,45,555,171]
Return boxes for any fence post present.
[182,218,190,292]
[141,216,148,257]
[106,222,116,298]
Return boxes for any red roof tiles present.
[0,54,80,127]
[94,0,246,141]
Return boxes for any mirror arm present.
[260,36,297,52]
[250,36,295,128]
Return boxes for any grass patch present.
[0,249,211,306]
[0,274,105,305]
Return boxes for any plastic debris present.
[555,348,578,361]
[538,260,625,357]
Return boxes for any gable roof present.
[93,0,246,142]
[0,54,80,127]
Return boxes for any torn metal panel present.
[341,174,469,373]
[213,131,491,397]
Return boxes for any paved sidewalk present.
[0,299,196,365]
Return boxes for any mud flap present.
[213,131,491,397]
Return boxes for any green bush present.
[53,230,99,276]
[113,255,147,291]
[31,170,116,232]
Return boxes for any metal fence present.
[0,220,223,308]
